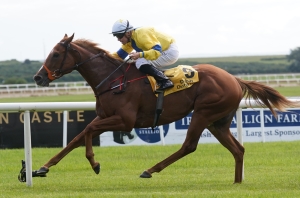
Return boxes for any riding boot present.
[139,64,174,91]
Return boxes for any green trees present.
[0,59,85,84]
[3,77,27,84]
[1,52,299,84]
[287,47,300,72]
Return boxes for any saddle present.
[147,65,199,96]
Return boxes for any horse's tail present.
[235,77,300,116]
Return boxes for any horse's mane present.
[72,39,121,61]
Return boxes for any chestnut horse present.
[33,34,298,183]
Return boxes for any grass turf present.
[1,142,300,197]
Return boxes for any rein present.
[96,63,147,96]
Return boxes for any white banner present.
[100,108,300,146]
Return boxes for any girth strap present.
[152,90,164,131]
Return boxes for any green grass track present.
[1,142,300,197]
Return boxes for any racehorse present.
[33,34,299,184]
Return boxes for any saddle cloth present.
[147,65,199,96]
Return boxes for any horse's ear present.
[60,34,69,42]
[64,33,75,44]
[70,33,74,41]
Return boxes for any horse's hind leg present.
[141,112,209,178]
[207,111,245,183]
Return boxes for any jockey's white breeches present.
[135,43,179,69]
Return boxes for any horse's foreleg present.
[38,115,133,176]
[38,117,105,174]
[46,134,86,167]
[141,113,208,178]
[84,123,101,174]
[83,115,134,174]
[36,128,86,175]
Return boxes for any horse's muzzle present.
[33,75,49,87]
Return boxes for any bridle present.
[39,38,146,96]
[43,41,102,81]
[42,40,132,91]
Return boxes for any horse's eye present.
[53,53,59,58]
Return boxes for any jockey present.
[110,19,179,91]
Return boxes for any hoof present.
[18,161,49,182]
[93,163,100,174]
[35,166,49,177]
[140,170,152,178]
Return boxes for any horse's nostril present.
[33,75,42,82]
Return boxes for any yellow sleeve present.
[121,43,134,54]
[143,48,162,60]
[135,28,162,60]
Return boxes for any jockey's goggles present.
[113,33,125,39]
